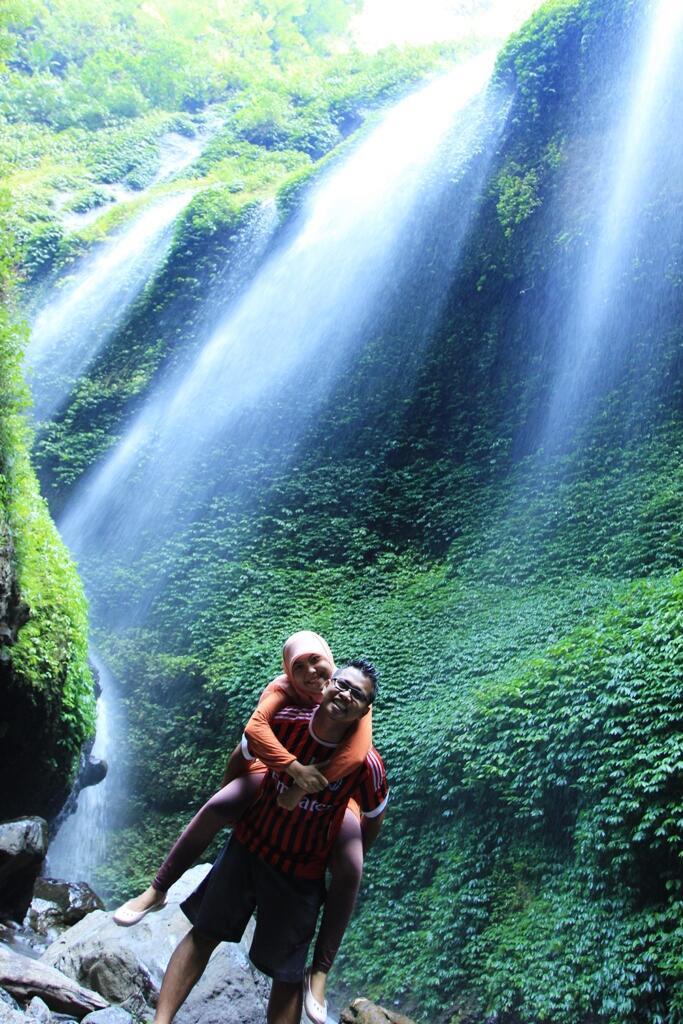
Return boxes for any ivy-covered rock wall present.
[0,188,94,819]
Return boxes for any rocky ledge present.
[0,819,415,1024]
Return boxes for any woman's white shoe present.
[303,968,327,1024]
[113,897,167,927]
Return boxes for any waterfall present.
[46,653,124,887]
[60,121,210,233]
[152,130,206,185]
[539,0,683,450]
[46,35,527,880]
[26,191,193,425]
[60,53,507,568]
[25,108,221,425]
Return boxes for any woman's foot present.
[113,886,167,926]
[303,968,327,1024]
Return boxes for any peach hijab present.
[272,630,336,706]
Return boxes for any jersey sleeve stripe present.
[366,749,383,788]
[241,733,256,760]
[362,791,390,818]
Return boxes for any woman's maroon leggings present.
[152,774,363,973]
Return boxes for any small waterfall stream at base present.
[46,652,124,887]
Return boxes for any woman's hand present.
[278,784,304,811]
[287,759,329,793]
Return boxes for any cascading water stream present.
[26,191,193,424]
[539,0,683,450]
[25,108,221,425]
[151,129,207,185]
[60,126,206,233]
[46,653,124,886]
[60,53,505,562]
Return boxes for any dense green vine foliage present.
[5,0,683,1020]
[1,0,463,291]
[0,3,94,818]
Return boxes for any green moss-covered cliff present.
[0,188,94,818]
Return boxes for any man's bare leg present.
[267,980,303,1024]
[154,928,219,1024]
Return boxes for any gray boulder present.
[28,882,103,943]
[176,941,270,1024]
[0,990,20,1011]
[79,761,106,792]
[0,993,80,1024]
[0,821,48,923]
[81,1009,132,1024]
[0,1001,26,1024]
[23,903,60,947]
[42,866,267,1020]
[0,943,107,1018]
[42,914,156,1016]
[26,997,51,1024]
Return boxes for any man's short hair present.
[344,657,379,703]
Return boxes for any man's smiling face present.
[321,665,372,722]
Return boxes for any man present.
[154,659,389,1024]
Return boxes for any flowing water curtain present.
[60,54,508,579]
[536,0,683,453]
[47,652,125,887]
[24,118,214,427]
[25,193,193,425]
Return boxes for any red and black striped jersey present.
[235,705,389,878]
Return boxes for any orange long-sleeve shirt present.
[244,681,373,781]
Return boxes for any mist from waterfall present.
[59,53,509,583]
[538,0,683,452]
[44,11,535,880]
[26,191,193,424]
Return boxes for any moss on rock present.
[0,178,94,818]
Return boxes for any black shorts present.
[180,837,325,983]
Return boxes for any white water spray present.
[60,54,503,558]
[541,0,683,446]
[26,191,192,424]
[61,122,208,233]
[47,653,123,887]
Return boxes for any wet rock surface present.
[41,866,268,1021]
[0,987,80,1024]
[28,881,103,943]
[79,762,106,792]
[340,1000,417,1024]
[0,989,21,1010]
[0,821,48,924]
[175,941,270,1024]
[25,997,52,1024]
[0,998,26,1024]
[80,1008,132,1024]
[0,944,107,1018]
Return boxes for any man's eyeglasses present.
[330,673,369,705]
